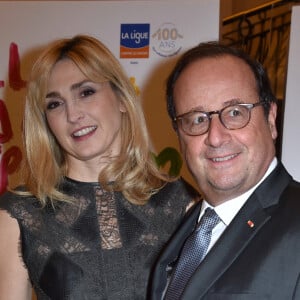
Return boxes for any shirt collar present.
[200,157,278,226]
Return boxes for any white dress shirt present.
[199,157,278,254]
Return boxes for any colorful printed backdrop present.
[0,0,220,193]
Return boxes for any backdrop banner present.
[282,5,300,181]
[0,0,220,192]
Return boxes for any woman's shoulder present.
[0,186,40,219]
[0,188,23,204]
[150,177,200,209]
[158,177,199,198]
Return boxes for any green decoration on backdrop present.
[153,147,183,177]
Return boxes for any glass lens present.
[221,105,250,129]
[180,111,209,135]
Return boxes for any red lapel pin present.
[247,220,255,228]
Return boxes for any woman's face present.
[45,59,126,176]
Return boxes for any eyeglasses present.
[173,101,265,136]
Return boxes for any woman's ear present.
[119,100,127,113]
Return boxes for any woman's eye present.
[79,88,96,98]
[46,99,63,110]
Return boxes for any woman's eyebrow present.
[45,91,61,99]
[46,80,91,99]
[70,80,91,92]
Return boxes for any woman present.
[0,35,197,299]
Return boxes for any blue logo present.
[120,24,150,58]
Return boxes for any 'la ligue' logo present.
[152,22,183,57]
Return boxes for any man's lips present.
[209,153,239,162]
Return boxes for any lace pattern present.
[95,186,122,249]
[0,178,197,299]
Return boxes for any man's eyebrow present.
[224,98,242,106]
[186,98,242,112]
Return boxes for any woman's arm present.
[0,209,32,300]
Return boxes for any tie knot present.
[197,207,220,232]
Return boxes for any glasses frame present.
[173,101,266,136]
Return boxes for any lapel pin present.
[247,220,255,228]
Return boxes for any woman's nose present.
[65,100,84,123]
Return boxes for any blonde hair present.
[22,34,170,206]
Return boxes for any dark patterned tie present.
[164,207,220,300]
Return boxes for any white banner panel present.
[282,5,300,181]
[0,0,219,191]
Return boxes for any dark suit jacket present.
[150,162,300,299]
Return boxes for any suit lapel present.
[182,194,270,299]
[182,163,292,299]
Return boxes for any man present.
[150,42,300,299]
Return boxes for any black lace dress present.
[0,177,197,300]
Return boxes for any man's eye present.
[193,115,206,125]
[228,108,242,117]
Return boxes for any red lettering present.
[0,100,13,143]
[9,42,26,91]
[0,146,22,195]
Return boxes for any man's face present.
[173,55,277,205]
